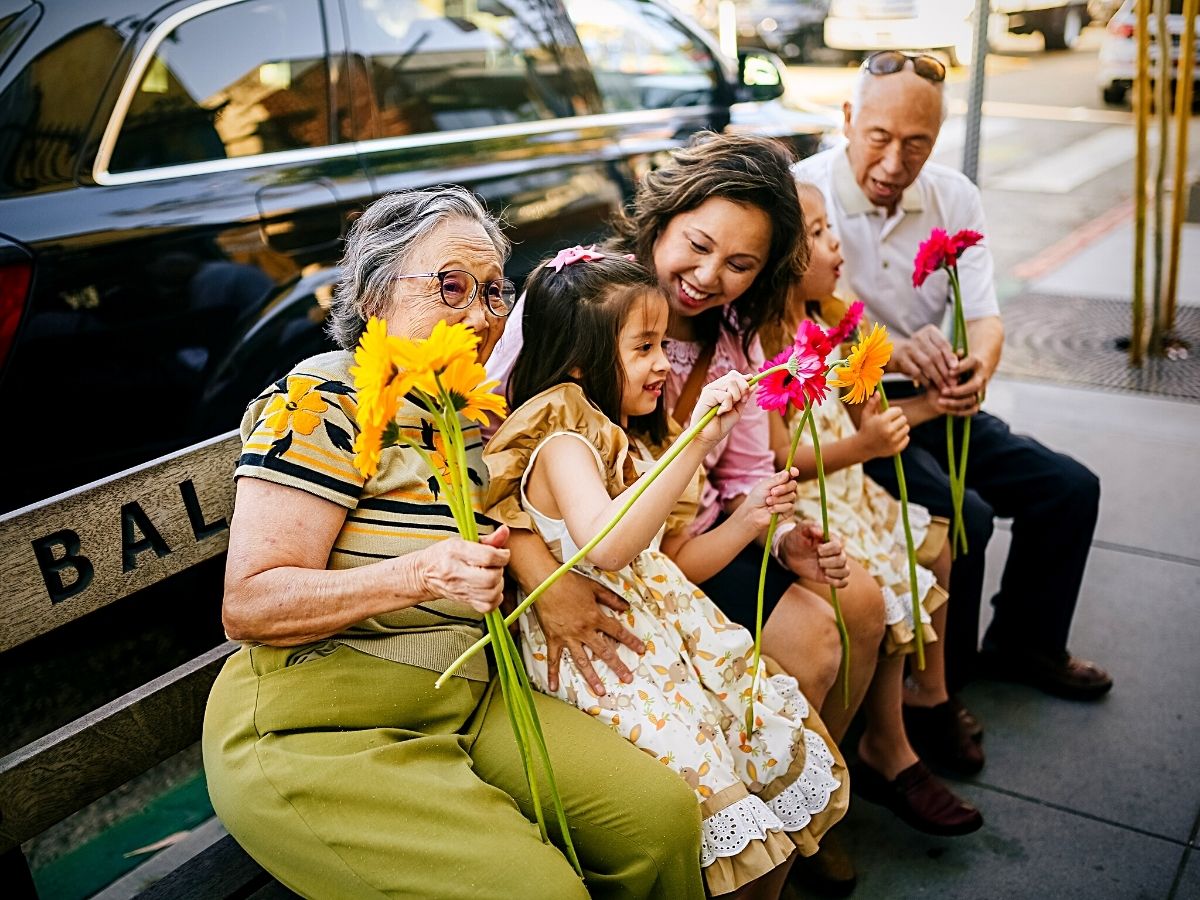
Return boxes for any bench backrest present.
[0,431,240,855]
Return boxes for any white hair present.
[849,65,951,125]
[328,186,510,350]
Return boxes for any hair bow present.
[546,245,607,272]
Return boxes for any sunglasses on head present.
[862,50,947,84]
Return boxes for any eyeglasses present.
[862,50,947,84]
[393,269,517,317]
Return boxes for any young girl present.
[763,183,985,798]
[484,249,849,899]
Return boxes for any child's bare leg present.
[800,560,886,742]
[722,852,795,900]
[761,584,842,710]
[903,541,951,707]
[904,602,950,707]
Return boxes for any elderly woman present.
[202,187,704,900]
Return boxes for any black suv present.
[0,0,833,512]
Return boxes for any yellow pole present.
[1166,0,1198,334]
[1132,0,1152,367]
[1151,0,1172,356]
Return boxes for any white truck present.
[823,0,1091,64]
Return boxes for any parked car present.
[823,0,1092,65]
[735,0,832,62]
[0,0,834,513]
[1098,0,1199,105]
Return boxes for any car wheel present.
[1043,6,1084,51]
[1102,83,1127,106]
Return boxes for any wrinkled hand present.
[779,523,851,589]
[931,351,988,418]
[417,526,511,614]
[692,371,750,446]
[531,570,645,695]
[856,392,910,459]
[738,468,800,532]
[890,325,959,391]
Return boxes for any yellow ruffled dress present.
[484,384,849,896]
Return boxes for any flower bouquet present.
[751,304,892,723]
[913,228,984,558]
[350,317,581,876]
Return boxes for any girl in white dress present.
[484,249,848,898]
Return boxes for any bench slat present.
[0,642,237,852]
[0,431,240,653]
[133,833,296,900]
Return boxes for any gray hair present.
[849,66,950,125]
[327,185,510,349]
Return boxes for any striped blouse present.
[235,350,493,681]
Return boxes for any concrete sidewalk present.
[791,210,1200,898]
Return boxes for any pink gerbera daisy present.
[756,344,827,412]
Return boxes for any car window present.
[562,0,719,112]
[342,0,580,138]
[107,0,330,174]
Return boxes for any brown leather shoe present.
[850,760,983,836]
[788,830,857,897]
[978,643,1113,701]
[903,699,986,776]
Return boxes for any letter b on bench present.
[32,528,95,603]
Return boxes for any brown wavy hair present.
[608,132,808,352]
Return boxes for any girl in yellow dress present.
[484,248,848,898]
[761,183,985,790]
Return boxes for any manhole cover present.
[998,294,1200,401]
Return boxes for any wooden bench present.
[0,431,297,898]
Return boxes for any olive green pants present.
[202,643,704,900]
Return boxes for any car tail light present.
[1109,20,1135,39]
[0,261,32,371]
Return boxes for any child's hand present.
[692,371,750,446]
[738,468,800,532]
[854,392,910,460]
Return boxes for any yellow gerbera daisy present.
[264,376,328,436]
[829,322,893,404]
[350,317,411,427]
[352,419,385,479]
[398,319,480,380]
[437,354,508,426]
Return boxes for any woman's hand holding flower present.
[777,523,851,588]
[692,371,750,445]
[416,526,512,614]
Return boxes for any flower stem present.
[877,385,925,670]
[435,361,795,687]
[747,405,811,736]
[945,265,972,559]
[806,407,851,709]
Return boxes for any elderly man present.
[793,51,1110,771]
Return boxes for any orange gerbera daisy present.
[264,375,328,436]
[829,323,892,404]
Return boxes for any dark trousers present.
[863,410,1100,692]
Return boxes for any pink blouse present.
[665,329,775,535]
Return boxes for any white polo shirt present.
[792,147,999,339]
